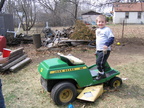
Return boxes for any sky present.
[84,0,139,13]
[82,0,113,13]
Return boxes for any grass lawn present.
[1,24,144,108]
[1,48,144,108]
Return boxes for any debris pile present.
[42,26,75,48]
[69,20,95,41]
[6,32,33,45]
[40,20,96,49]
[0,47,31,72]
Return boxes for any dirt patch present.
[8,40,144,68]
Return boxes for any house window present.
[125,12,129,19]
[138,12,141,19]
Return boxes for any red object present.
[3,48,11,58]
[0,36,6,52]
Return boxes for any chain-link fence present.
[108,24,144,45]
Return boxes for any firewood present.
[9,58,31,71]
[1,54,27,71]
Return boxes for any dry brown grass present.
[1,24,144,108]
[109,24,144,42]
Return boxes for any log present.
[9,51,25,59]
[0,53,25,67]
[9,58,31,71]
[10,47,24,54]
[1,54,27,71]
[0,47,24,67]
[9,47,24,58]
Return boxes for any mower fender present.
[48,66,94,87]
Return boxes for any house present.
[113,2,144,24]
[81,11,102,25]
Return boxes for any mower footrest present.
[106,70,117,77]
[89,66,99,77]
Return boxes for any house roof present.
[82,11,101,15]
[114,2,144,12]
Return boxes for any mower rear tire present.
[51,81,77,105]
[109,77,122,88]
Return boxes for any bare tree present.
[37,0,86,25]
[61,0,88,21]
[37,0,62,26]
[9,0,37,34]
[5,0,143,28]
[139,0,144,2]
[0,0,6,12]
[66,0,79,20]
[5,0,15,14]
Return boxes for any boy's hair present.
[96,15,106,21]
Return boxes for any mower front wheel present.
[109,77,122,88]
[51,81,77,105]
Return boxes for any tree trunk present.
[0,0,6,12]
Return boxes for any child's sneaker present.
[96,73,106,80]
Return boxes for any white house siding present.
[113,12,144,24]
[113,12,125,24]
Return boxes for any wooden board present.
[77,84,103,102]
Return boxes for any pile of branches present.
[69,20,95,41]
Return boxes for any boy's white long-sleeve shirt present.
[96,27,114,51]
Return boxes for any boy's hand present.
[103,45,108,51]
[103,45,108,54]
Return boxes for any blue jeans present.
[0,79,5,108]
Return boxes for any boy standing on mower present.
[95,15,114,80]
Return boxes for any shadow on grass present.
[113,83,144,99]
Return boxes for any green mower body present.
[38,53,122,105]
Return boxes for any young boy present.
[95,15,114,80]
